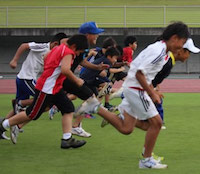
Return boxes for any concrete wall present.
[0,28,200,75]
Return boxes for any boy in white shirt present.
[0,33,67,141]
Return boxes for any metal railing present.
[0,6,200,27]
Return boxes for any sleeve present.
[127,49,133,63]
[136,46,165,76]
[28,42,49,52]
[122,47,128,62]
[152,59,173,87]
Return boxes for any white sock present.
[63,132,72,140]
[2,119,10,130]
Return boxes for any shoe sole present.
[71,132,91,138]
[61,141,87,149]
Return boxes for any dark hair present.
[67,34,88,51]
[124,36,137,46]
[155,35,163,42]
[162,22,190,41]
[116,45,123,62]
[105,47,120,58]
[102,37,117,49]
[51,32,67,43]
[116,45,123,56]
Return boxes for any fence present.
[0,6,200,27]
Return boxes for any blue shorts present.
[16,77,36,101]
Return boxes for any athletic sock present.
[2,119,10,130]
[63,132,72,140]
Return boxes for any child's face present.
[167,35,187,54]
[130,42,137,51]
[175,48,190,62]
[86,34,99,45]
[108,55,118,65]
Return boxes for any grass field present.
[1,0,200,27]
[1,93,200,174]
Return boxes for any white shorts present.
[118,87,158,120]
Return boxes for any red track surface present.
[0,79,200,94]
[113,79,200,93]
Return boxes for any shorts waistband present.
[129,87,144,91]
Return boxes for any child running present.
[0,34,89,149]
[75,22,190,168]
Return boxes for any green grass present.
[1,0,200,27]
[1,93,200,174]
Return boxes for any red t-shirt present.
[35,44,75,94]
[122,47,133,63]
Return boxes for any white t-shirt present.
[17,42,50,80]
[123,41,170,89]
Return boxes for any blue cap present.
[79,22,104,34]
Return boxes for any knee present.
[120,127,134,135]
[155,118,162,130]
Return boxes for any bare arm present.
[10,43,30,69]
[155,84,164,99]
[80,59,109,71]
[109,66,125,74]
[136,70,161,104]
[61,55,84,87]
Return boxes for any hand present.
[88,49,97,57]
[149,92,161,104]
[76,78,84,87]
[155,90,164,99]
[97,62,110,70]
[120,66,125,71]
[9,59,17,69]
[123,61,129,66]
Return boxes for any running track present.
[0,79,200,94]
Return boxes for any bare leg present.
[67,94,77,101]
[20,98,33,107]
[18,120,31,129]
[136,120,150,131]
[62,112,73,133]
[98,107,136,134]
[104,94,110,103]
[73,115,84,127]
[6,109,15,119]
[143,115,162,158]
[8,111,31,127]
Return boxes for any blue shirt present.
[80,56,111,84]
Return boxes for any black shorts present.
[84,82,98,96]
[113,72,127,81]
[63,78,93,100]
[26,89,74,120]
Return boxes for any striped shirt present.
[35,44,75,94]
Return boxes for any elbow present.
[61,68,70,76]
[135,70,142,80]
[21,43,29,50]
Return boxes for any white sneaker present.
[98,82,112,98]
[110,87,124,100]
[161,125,166,130]
[71,126,91,138]
[49,105,59,120]
[74,96,101,117]
[139,157,167,169]
[1,132,10,140]
[10,125,20,144]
